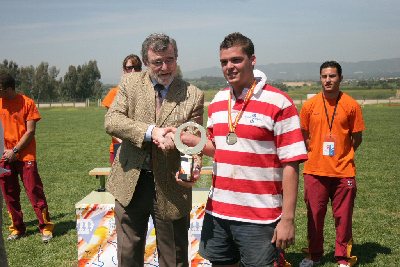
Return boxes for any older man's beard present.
[148,68,176,86]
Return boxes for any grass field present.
[203,88,398,102]
[1,104,399,266]
[287,88,397,101]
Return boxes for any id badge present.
[322,135,336,156]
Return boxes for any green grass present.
[203,88,397,102]
[288,104,400,266]
[2,107,109,267]
[287,88,397,101]
[2,105,400,266]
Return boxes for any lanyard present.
[228,80,257,133]
[322,92,341,136]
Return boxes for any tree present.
[75,60,101,100]
[61,65,78,100]
[0,60,19,87]
[32,62,60,102]
[18,65,35,97]
[1,58,103,102]
[0,59,19,77]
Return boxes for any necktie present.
[154,83,164,117]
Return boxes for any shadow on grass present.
[328,242,392,265]
[287,242,392,266]
[20,212,77,237]
[52,220,77,236]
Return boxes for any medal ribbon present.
[322,92,341,136]
[228,80,257,134]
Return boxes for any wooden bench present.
[88,167,111,192]
[89,166,213,192]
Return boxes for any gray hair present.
[141,33,178,65]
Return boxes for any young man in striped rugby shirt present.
[179,32,308,266]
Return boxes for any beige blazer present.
[105,70,204,220]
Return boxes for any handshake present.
[151,125,203,152]
[151,124,205,187]
[151,126,178,151]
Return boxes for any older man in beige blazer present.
[105,33,204,267]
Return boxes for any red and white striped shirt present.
[206,80,307,224]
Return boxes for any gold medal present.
[226,132,238,145]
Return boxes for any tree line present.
[2,59,398,103]
[0,59,102,102]
[188,76,400,91]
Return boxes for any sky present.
[1,0,400,84]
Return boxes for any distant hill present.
[183,58,400,81]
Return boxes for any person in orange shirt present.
[0,71,54,243]
[299,61,365,267]
[102,54,142,163]
[0,121,9,266]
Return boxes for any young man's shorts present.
[199,213,279,266]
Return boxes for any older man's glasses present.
[149,58,176,67]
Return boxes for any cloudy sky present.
[1,0,399,84]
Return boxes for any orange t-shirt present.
[102,87,120,153]
[0,94,41,161]
[300,92,365,178]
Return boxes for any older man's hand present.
[152,127,176,151]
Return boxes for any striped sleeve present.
[273,95,307,163]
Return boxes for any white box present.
[76,189,211,266]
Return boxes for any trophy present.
[174,122,207,181]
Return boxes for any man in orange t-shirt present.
[0,72,54,243]
[0,121,9,266]
[102,54,142,163]
[299,61,365,267]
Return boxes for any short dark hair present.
[123,54,142,72]
[0,71,15,91]
[320,61,342,77]
[141,33,178,65]
[220,32,254,58]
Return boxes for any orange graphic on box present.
[77,203,210,266]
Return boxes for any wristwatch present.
[12,147,19,154]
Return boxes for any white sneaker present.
[299,258,320,267]
[338,264,350,267]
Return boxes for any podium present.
[76,188,211,266]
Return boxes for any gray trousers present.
[0,190,9,267]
